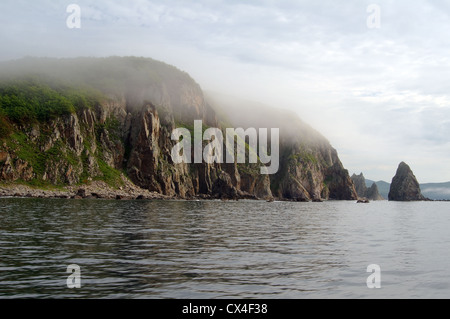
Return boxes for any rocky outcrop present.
[324,162,358,200]
[351,173,368,198]
[366,183,383,201]
[351,173,383,200]
[272,140,357,201]
[0,151,34,182]
[0,57,357,201]
[388,162,426,201]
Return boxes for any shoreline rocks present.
[0,180,171,201]
[0,182,333,202]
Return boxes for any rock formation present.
[388,162,426,201]
[351,173,368,198]
[0,57,358,201]
[351,173,383,200]
[366,183,384,201]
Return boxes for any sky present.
[0,0,449,182]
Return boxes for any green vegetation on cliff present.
[0,79,104,126]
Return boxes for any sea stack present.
[351,173,368,198]
[366,183,383,201]
[351,173,383,200]
[388,162,425,201]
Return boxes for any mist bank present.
[0,56,357,201]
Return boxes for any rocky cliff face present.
[388,162,426,201]
[206,93,358,201]
[272,146,357,201]
[351,173,383,200]
[0,57,357,201]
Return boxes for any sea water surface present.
[0,198,449,299]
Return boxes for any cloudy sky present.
[1,0,449,182]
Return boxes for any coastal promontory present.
[0,57,357,201]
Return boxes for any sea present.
[0,198,449,299]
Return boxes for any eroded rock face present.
[325,162,358,200]
[388,162,426,201]
[0,103,356,200]
[0,153,34,182]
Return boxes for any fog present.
[0,56,202,114]
[1,0,449,182]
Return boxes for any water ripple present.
[0,199,450,298]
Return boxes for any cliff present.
[351,173,383,200]
[206,93,357,201]
[388,162,426,201]
[0,57,357,201]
